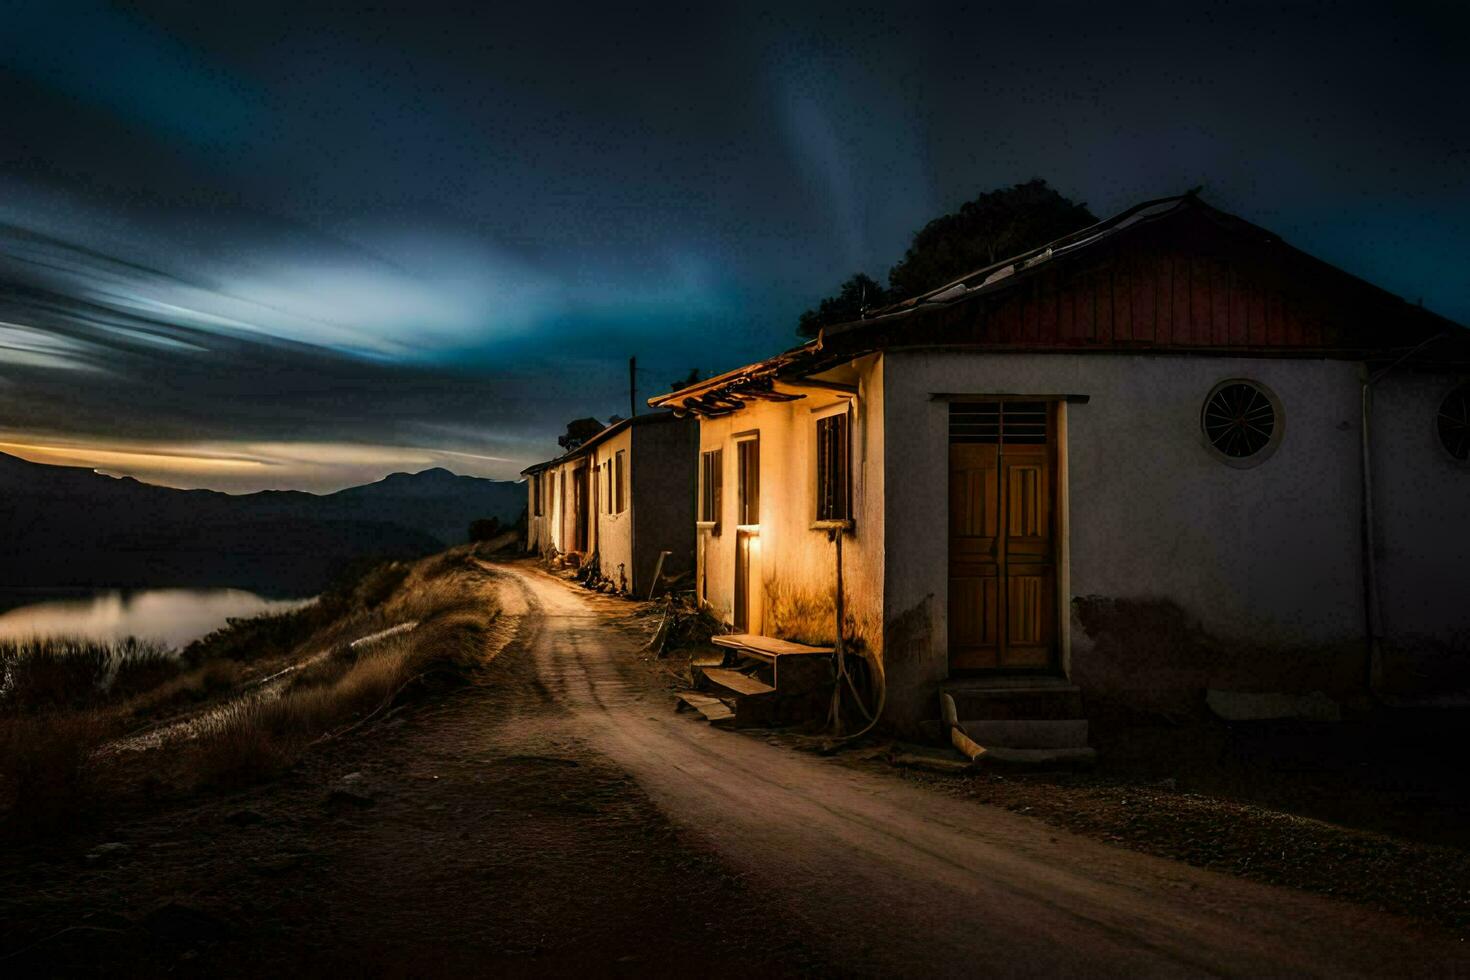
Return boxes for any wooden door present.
[948,402,1056,671]
[734,531,752,632]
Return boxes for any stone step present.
[959,718,1089,749]
[941,682,1084,721]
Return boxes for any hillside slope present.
[0,453,524,594]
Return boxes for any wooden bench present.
[710,633,833,693]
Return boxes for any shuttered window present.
[816,413,850,522]
[700,449,723,527]
[533,473,543,516]
[614,450,627,513]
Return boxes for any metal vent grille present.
[1439,385,1470,461]
[1202,382,1275,458]
[949,402,1048,444]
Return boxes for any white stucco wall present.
[696,355,886,659]
[586,426,634,589]
[1369,372,1470,679]
[525,459,577,556]
[883,351,1380,719]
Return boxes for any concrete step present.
[941,681,1083,721]
[960,718,1089,749]
[985,746,1096,769]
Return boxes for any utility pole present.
[629,356,637,418]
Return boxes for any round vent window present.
[1438,384,1470,462]
[1201,380,1282,467]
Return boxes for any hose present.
[826,526,887,740]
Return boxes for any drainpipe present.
[1359,330,1449,702]
[1359,376,1384,700]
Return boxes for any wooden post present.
[648,549,670,600]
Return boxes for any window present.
[614,450,627,513]
[816,412,850,522]
[533,473,543,516]
[1438,384,1470,461]
[604,462,612,511]
[737,437,759,526]
[700,449,723,526]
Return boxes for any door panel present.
[948,403,1058,672]
[948,443,1001,669]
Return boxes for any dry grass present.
[0,710,113,828]
[0,545,501,831]
[0,637,178,713]
[184,578,497,787]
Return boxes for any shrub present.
[108,639,182,699]
[0,640,106,713]
[0,638,178,713]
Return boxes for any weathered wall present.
[630,416,698,594]
[526,458,578,557]
[525,475,544,552]
[1370,371,1470,692]
[525,466,562,556]
[586,426,634,589]
[696,355,886,666]
[883,351,1378,719]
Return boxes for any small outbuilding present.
[650,193,1470,730]
[523,412,698,596]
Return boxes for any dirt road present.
[5,560,1466,977]
[503,562,1469,977]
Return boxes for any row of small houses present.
[525,194,1469,731]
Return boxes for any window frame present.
[735,433,760,529]
[814,407,852,525]
[614,449,627,514]
[699,448,723,533]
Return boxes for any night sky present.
[1,1,1466,491]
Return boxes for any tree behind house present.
[887,179,1096,298]
[796,179,1096,337]
[796,274,889,338]
[557,417,605,452]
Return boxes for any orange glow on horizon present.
[0,435,528,493]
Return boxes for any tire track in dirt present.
[507,562,1470,978]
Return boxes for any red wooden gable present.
[827,199,1464,362]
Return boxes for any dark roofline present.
[649,192,1465,416]
[518,412,681,475]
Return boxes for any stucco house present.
[523,412,697,596]
[650,193,1469,730]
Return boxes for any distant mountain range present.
[0,453,526,596]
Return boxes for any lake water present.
[0,589,309,650]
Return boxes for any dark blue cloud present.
[0,1,1465,489]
